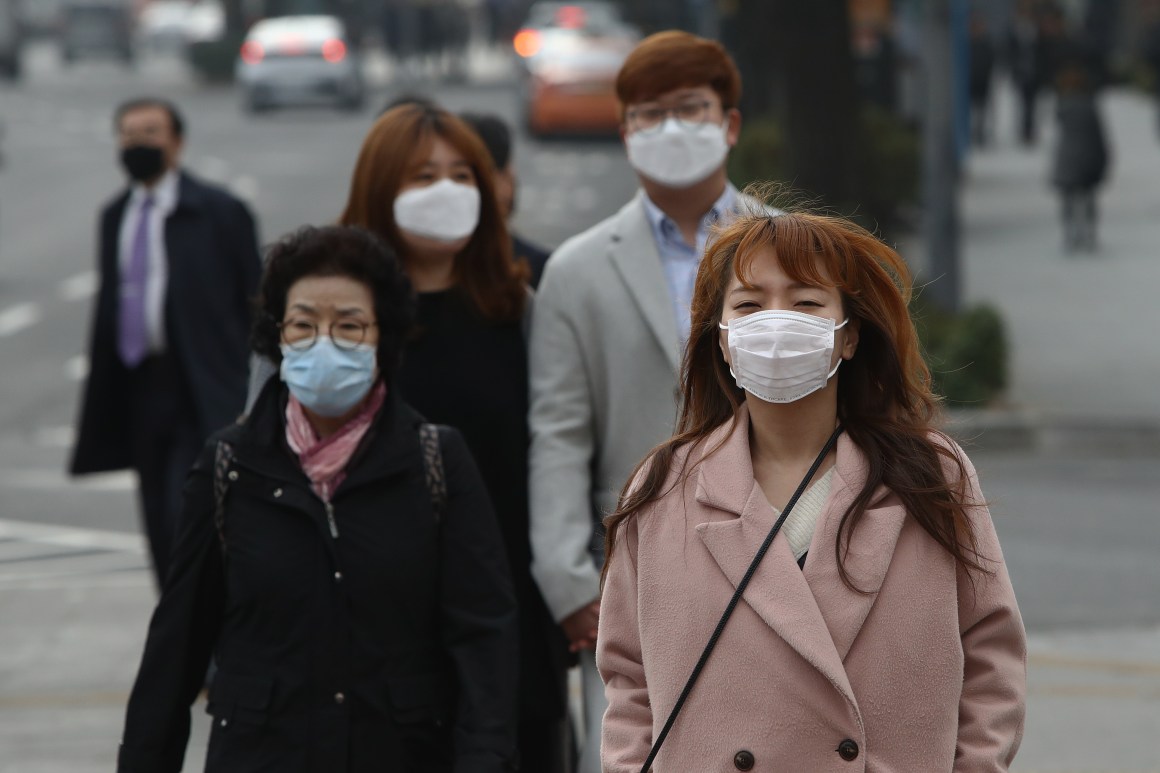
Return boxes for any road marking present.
[0,518,144,554]
[0,468,134,491]
[64,354,89,381]
[58,271,98,302]
[0,303,43,337]
[1029,651,1160,677]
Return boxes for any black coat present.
[1052,93,1109,190]
[71,172,262,474]
[117,381,520,773]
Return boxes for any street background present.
[1,19,1159,773]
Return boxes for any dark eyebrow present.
[728,284,761,296]
[335,307,370,316]
[287,302,317,313]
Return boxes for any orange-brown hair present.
[615,30,742,113]
[339,103,527,322]
[603,190,986,590]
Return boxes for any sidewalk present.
[935,83,1160,454]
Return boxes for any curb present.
[943,409,1160,455]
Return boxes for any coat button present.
[837,739,859,761]
[273,488,283,498]
[334,692,345,705]
[227,471,238,481]
[733,750,755,771]
[334,571,343,582]
[219,718,228,728]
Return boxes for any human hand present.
[560,599,600,652]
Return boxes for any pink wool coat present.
[597,409,1027,773]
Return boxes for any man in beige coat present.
[527,31,746,771]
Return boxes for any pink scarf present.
[285,382,387,502]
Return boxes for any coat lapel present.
[606,194,681,374]
[694,410,856,707]
[804,434,907,661]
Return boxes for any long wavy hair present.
[603,193,987,590]
[339,103,528,323]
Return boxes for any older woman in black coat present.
[117,225,519,773]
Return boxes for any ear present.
[724,108,742,147]
[840,317,860,360]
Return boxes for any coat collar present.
[606,193,680,374]
[692,405,906,708]
[233,377,422,492]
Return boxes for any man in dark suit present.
[71,98,261,586]
[459,112,552,288]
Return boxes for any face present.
[719,244,859,371]
[396,136,478,255]
[282,275,380,355]
[622,85,741,144]
[117,105,183,174]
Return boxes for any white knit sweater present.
[776,467,834,560]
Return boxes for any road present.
[1,42,1158,772]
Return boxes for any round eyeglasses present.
[278,318,377,352]
[626,100,714,134]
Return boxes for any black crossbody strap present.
[638,425,845,773]
[212,440,235,557]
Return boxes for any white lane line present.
[0,518,145,554]
[64,354,89,381]
[33,425,76,448]
[0,468,134,491]
[58,271,98,302]
[0,303,43,337]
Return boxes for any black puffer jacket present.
[117,380,519,773]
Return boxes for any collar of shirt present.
[640,182,739,256]
[128,168,180,214]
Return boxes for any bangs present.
[731,215,847,292]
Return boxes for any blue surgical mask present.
[280,337,377,418]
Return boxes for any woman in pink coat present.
[596,200,1027,773]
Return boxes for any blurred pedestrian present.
[339,104,572,773]
[71,98,261,587]
[598,199,1028,772]
[969,12,996,146]
[1143,16,1160,137]
[1006,0,1061,145]
[117,225,519,773]
[527,30,747,773]
[1051,62,1109,252]
[460,111,552,287]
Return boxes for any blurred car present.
[137,0,192,52]
[60,0,133,65]
[235,15,364,113]
[183,0,223,45]
[513,3,638,136]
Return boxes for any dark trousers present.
[128,351,202,587]
[1060,188,1098,251]
[1018,82,1039,145]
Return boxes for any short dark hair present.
[251,226,416,386]
[459,112,512,170]
[114,97,186,138]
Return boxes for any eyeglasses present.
[279,317,377,351]
[625,100,715,134]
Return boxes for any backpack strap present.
[418,423,447,524]
[212,440,235,555]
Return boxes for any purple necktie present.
[118,195,154,368]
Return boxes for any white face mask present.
[625,117,730,188]
[719,310,849,404]
[393,178,481,243]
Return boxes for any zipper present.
[325,501,339,539]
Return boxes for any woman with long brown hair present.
[597,193,1027,772]
[338,103,572,773]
